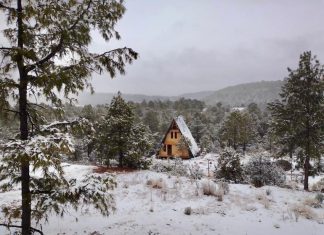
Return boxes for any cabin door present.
[167,145,172,156]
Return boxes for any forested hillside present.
[203,80,283,106]
[76,80,283,107]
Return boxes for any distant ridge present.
[76,80,283,106]
[76,92,176,106]
[203,80,283,106]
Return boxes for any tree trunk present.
[243,142,246,155]
[119,152,124,168]
[304,155,310,191]
[17,0,32,234]
[304,119,311,191]
[19,70,31,234]
[233,128,237,150]
[19,59,32,235]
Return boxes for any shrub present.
[189,163,204,180]
[184,207,192,215]
[151,161,172,172]
[218,181,230,195]
[304,198,322,208]
[315,193,324,204]
[311,178,324,192]
[148,178,166,189]
[150,158,188,177]
[256,194,270,209]
[275,159,292,171]
[215,190,224,201]
[125,157,152,170]
[201,180,217,196]
[244,154,286,187]
[291,204,317,220]
[214,147,244,183]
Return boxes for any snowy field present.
[1,155,324,235]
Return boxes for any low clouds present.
[1,0,324,96]
[89,0,324,95]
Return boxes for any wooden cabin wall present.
[158,128,190,159]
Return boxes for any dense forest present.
[0,89,287,164]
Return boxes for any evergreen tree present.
[268,51,324,190]
[215,147,244,183]
[95,93,152,168]
[0,1,137,233]
[220,111,241,150]
[244,154,286,187]
[220,111,256,153]
[0,119,116,233]
[143,110,160,134]
[189,112,206,144]
[176,135,192,157]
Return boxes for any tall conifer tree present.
[269,51,324,190]
[0,1,137,233]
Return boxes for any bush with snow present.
[244,154,286,187]
[218,181,230,195]
[311,178,324,192]
[304,197,322,209]
[148,178,166,189]
[291,204,317,221]
[150,158,188,177]
[188,163,204,180]
[275,159,292,171]
[201,180,217,196]
[315,193,324,204]
[214,147,244,183]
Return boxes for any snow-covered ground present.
[1,155,324,235]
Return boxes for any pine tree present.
[0,118,116,233]
[176,135,192,157]
[268,51,324,190]
[244,153,286,187]
[0,1,137,233]
[215,147,244,183]
[143,110,160,134]
[220,110,256,153]
[189,112,206,144]
[95,93,152,168]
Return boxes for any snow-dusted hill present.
[0,156,323,235]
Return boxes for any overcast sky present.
[88,0,324,96]
[1,1,323,96]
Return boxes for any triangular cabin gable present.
[159,116,199,159]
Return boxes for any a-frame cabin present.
[158,116,199,159]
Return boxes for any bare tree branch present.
[0,223,44,235]
[26,36,64,73]
[3,108,20,114]
[0,2,16,12]
[93,47,127,59]
[26,0,94,74]
[27,102,46,109]
[0,47,15,50]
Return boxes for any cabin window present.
[163,144,166,152]
[171,132,173,139]
[175,132,177,139]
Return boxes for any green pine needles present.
[268,51,324,190]
[0,0,138,234]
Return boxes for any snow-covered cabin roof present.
[231,107,246,112]
[174,116,200,156]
